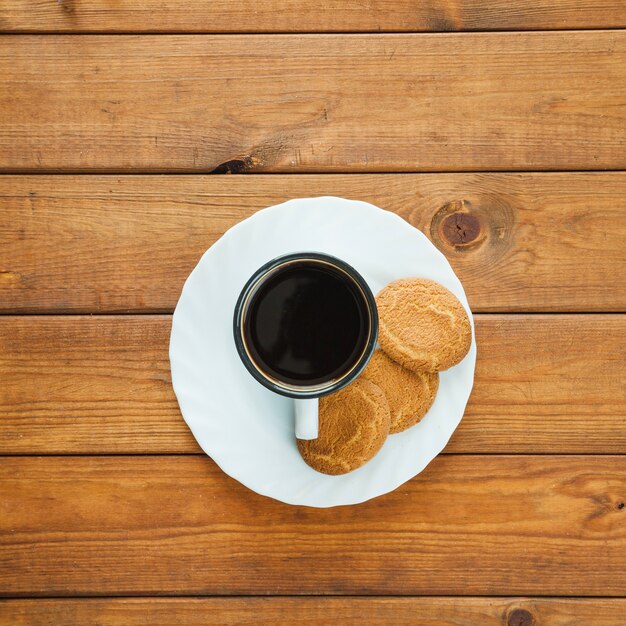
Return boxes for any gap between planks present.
[1,592,624,600]
[1,312,624,316]
[1,29,626,36]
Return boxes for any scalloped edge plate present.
[170,196,476,507]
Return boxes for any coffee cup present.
[233,252,378,440]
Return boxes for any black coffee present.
[244,262,370,386]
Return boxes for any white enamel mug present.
[233,252,378,440]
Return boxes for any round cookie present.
[361,350,439,434]
[377,278,471,373]
[297,378,390,475]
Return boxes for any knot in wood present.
[440,211,481,247]
[430,199,485,250]
[507,608,535,626]
[211,157,254,174]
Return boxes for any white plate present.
[170,197,476,507]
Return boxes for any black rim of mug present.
[233,252,379,399]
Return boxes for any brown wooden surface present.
[1,455,624,596]
[2,3,624,621]
[1,33,625,173]
[2,0,626,33]
[2,173,625,313]
[2,597,626,626]
[1,314,624,455]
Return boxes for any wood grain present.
[2,0,626,33]
[0,455,624,596]
[2,173,625,313]
[0,33,624,172]
[2,597,626,625]
[1,315,624,455]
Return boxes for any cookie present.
[361,350,439,433]
[297,378,390,475]
[377,278,471,373]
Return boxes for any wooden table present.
[1,2,625,624]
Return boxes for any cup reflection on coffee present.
[234,252,378,440]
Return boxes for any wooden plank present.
[2,598,626,626]
[0,455,624,596]
[0,33,624,172]
[2,0,626,33]
[2,173,625,313]
[0,315,624,454]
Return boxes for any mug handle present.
[295,398,319,440]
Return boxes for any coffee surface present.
[244,262,369,386]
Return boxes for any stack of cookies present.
[297,278,472,475]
